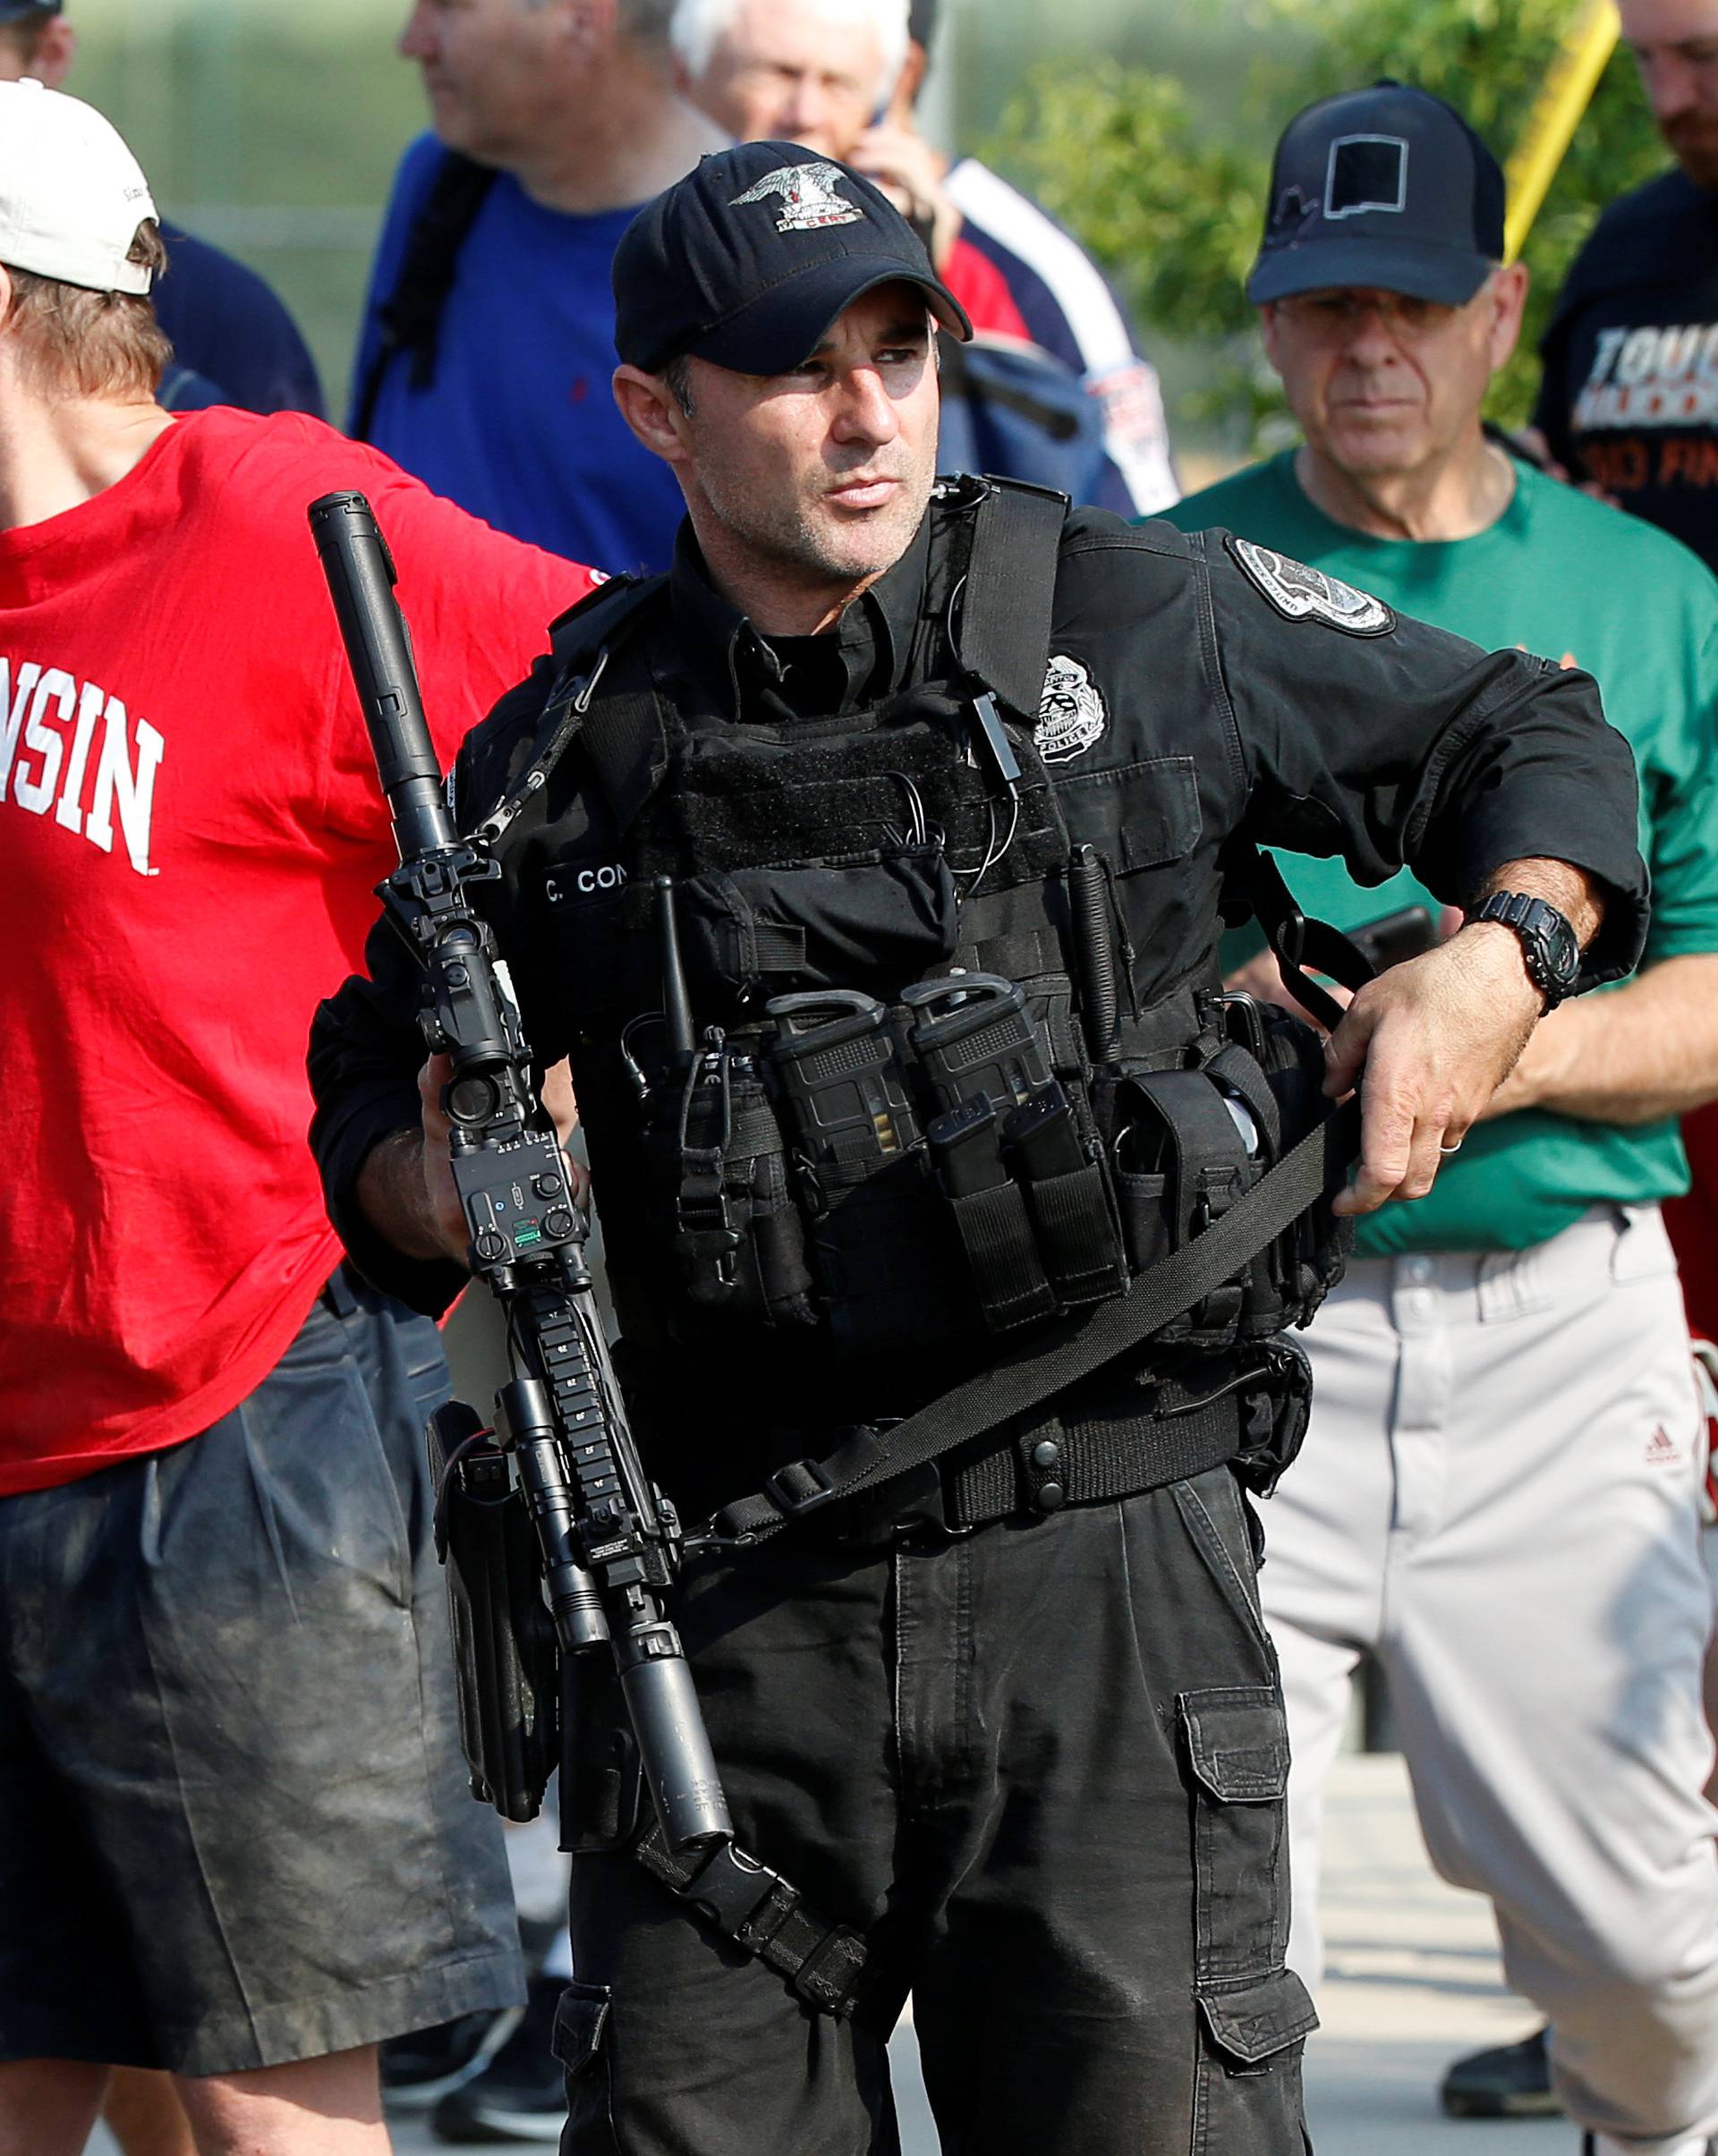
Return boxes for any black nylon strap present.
[351,151,498,444]
[470,581,667,849]
[960,927,1063,981]
[633,1821,872,2016]
[957,482,1070,723]
[942,1392,1245,1529]
[1237,845,1376,1033]
[703,1099,1359,1545]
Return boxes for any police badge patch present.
[729,161,864,233]
[1037,654,1107,763]
[1228,536,1394,636]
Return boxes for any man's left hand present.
[848,123,959,266]
[1323,924,1544,1215]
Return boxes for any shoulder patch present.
[1037,653,1108,763]
[1227,535,1394,636]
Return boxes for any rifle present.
[307,489,729,1857]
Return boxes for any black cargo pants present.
[555,1463,1315,2155]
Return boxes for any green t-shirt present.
[1159,452,1718,1255]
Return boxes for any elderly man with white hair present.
[668,0,1180,512]
[668,0,1029,338]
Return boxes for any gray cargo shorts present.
[0,1267,523,2075]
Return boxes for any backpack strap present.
[951,478,1071,726]
[352,151,498,443]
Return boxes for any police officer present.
[309,143,1648,2156]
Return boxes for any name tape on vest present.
[544,860,629,905]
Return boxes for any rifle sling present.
[705,1097,1360,1547]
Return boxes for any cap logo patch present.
[1325,134,1408,219]
[729,160,864,234]
[1037,654,1107,763]
[1229,537,1395,636]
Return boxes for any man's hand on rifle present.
[1320,929,1542,1216]
[1323,860,1602,1215]
[1224,862,1603,1218]
[357,1054,584,1265]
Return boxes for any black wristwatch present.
[1470,891,1583,1009]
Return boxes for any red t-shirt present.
[1668,1101,1718,1344]
[2,408,598,1495]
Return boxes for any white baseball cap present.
[0,79,158,296]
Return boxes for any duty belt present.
[777,1377,1254,1544]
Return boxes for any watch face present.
[1547,917,1581,985]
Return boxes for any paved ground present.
[84,1752,1564,2153]
[1305,1753,1566,2156]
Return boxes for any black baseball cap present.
[612,140,971,377]
[1247,81,1505,308]
[0,1,61,15]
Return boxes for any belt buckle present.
[880,1460,974,1541]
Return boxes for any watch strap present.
[1472,890,1580,1009]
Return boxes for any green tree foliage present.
[991,0,1666,445]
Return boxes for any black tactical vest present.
[460,480,1348,1496]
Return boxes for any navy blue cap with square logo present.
[1247,81,1505,308]
[612,140,971,377]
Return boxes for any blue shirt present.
[352,134,686,577]
[156,226,324,419]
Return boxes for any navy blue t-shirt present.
[351,134,686,577]
[155,225,324,419]
[1535,169,1718,575]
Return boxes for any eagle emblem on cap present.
[729,160,864,233]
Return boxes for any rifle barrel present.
[309,489,455,862]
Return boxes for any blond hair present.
[4,220,173,401]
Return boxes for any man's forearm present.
[355,1127,458,1262]
[1489,953,1718,1125]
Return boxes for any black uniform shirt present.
[308,497,1649,1322]
[669,515,929,722]
[1535,169,1718,571]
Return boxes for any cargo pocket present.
[550,1982,618,2152]
[1054,754,1204,964]
[1181,1685,1292,1979]
[1197,1966,1317,2067]
[1180,1684,1316,2078]
[1194,1965,1317,2152]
